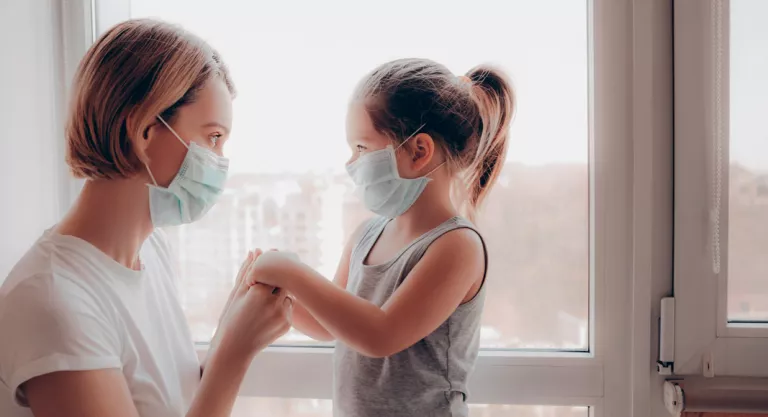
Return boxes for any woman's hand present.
[210,250,257,355]
[190,250,293,417]
[211,250,293,361]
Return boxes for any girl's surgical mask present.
[145,116,229,227]
[345,124,444,219]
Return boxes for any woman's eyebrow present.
[201,121,230,134]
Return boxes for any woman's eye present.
[210,133,223,147]
[356,144,366,153]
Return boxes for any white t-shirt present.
[0,229,200,417]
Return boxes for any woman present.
[0,19,290,417]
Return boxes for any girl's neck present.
[54,178,154,269]
[391,177,458,235]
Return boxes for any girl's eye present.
[210,133,223,147]
[356,144,366,153]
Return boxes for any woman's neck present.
[392,176,457,235]
[55,178,153,269]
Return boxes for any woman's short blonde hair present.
[65,19,235,180]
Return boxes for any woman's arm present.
[24,342,251,417]
[25,276,291,417]
[24,343,254,417]
[25,370,140,417]
[249,228,485,358]
[185,338,262,417]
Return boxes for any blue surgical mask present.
[345,124,444,219]
[145,116,229,228]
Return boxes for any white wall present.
[0,0,70,279]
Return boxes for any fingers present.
[238,249,263,297]
[235,250,256,288]
[221,250,256,317]
[243,249,267,287]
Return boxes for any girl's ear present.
[405,133,436,172]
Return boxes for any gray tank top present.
[333,216,487,417]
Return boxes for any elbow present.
[357,347,388,359]
[312,333,336,343]
[352,321,406,358]
[355,339,403,359]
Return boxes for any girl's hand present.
[245,250,303,289]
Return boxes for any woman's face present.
[143,77,233,187]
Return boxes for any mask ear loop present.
[394,123,445,177]
[145,163,159,186]
[424,161,446,177]
[156,116,189,149]
[144,116,190,186]
[395,123,427,151]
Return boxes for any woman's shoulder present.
[0,271,123,409]
[0,271,100,323]
[1,231,59,299]
[1,234,114,325]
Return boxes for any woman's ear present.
[131,118,161,165]
[408,133,436,172]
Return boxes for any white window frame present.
[58,0,669,414]
[674,0,768,378]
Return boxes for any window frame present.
[674,0,768,378]
[63,0,655,414]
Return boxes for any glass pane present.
[232,397,588,417]
[126,0,590,349]
[729,0,768,322]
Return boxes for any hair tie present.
[457,75,472,84]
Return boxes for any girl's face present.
[345,102,392,163]
[143,77,233,187]
[345,102,439,179]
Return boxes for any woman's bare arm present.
[26,281,290,417]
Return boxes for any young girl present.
[248,58,514,416]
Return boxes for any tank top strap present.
[402,217,488,284]
[350,216,388,265]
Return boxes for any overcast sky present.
[130,0,766,173]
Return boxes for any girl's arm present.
[249,228,485,358]
[291,302,334,341]
[289,222,367,342]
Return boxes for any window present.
[727,0,768,323]
[674,0,768,378]
[81,0,640,414]
[231,397,589,417]
[125,0,590,350]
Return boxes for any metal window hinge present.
[657,297,675,375]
